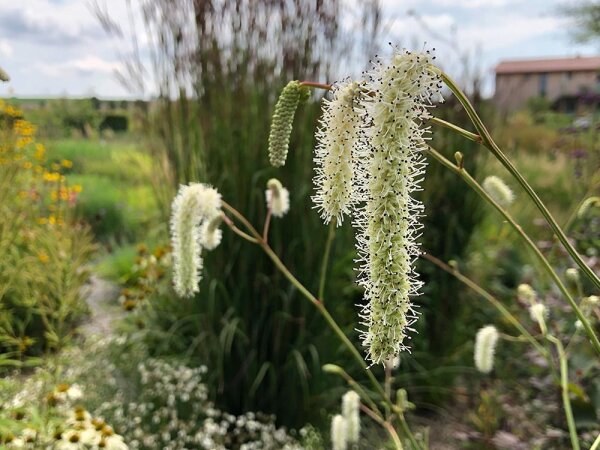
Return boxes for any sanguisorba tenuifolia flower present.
[268,81,310,167]
[313,80,362,225]
[474,325,499,374]
[265,178,290,218]
[341,390,360,444]
[170,183,221,297]
[482,175,514,207]
[355,49,442,365]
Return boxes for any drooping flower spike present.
[474,325,499,374]
[200,215,223,251]
[313,80,363,225]
[268,81,310,167]
[354,49,443,365]
[170,183,221,297]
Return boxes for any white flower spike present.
[331,414,348,450]
[265,178,290,218]
[170,183,221,297]
[474,325,499,374]
[482,175,514,207]
[355,48,442,365]
[341,390,360,443]
[313,80,362,225]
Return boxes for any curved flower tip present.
[200,216,223,250]
[529,303,547,334]
[268,80,310,167]
[474,325,499,374]
[170,183,222,297]
[355,49,442,365]
[265,178,290,218]
[313,80,362,226]
[482,175,514,207]
[341,391,360,443]
[331,414,348,450]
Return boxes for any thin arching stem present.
[425,146,600,355]
[360,405,405,450]
[437,69,600,292]
[220,200,424,449]
[299,81,332,90]
[318,220,336,303]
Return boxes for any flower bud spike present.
[482,175,514,207]
[268,80,310,167]
[331,414,348,450]
[341,391,360,443]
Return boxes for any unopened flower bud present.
[265,178,290,217]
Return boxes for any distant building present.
[494,56,600,112]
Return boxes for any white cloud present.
[34,56,122,77]
[0,40,12,57]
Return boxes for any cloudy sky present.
[0,0,597,99]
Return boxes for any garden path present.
[80,275,122,336]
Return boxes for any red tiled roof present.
[495,56,600,74]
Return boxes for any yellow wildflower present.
[37,251,49,264]
[22,161,32,169]
[72,184,82,193]
[37,217,48,225]
[34,144,45,160]
[61,159,73,168]
[48,215,57,225]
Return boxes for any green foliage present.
[0,104,94,366]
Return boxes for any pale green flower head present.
[355,48,442,365]
[268,80,310,167]
[517,283,537,305]
[482,175,514,207]
[529,303,548,335]
[313,80,362,225]
[474,325,499,374]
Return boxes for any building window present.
[539,73,548,97]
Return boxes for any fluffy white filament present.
[313,80,362,225]
[355,49,442,365]
[200,216,223,251]
[474,325,499,374]
[341,391,360,443]
[265,178,290,218]
[331,414,348,450]
[482,175,514,207]
[170,183,221,297]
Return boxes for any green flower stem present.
[318,220,336,303]
[360,404,405,450]
[438,70,600,292]
[323,363,382,417]
[428,116,481,143]
[590,432,600,450]
[422,253,553,370]
[547,335,580,450]
[221,200,423,449]
[425,147,600,356]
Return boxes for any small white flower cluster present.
[482,175,514,208]
[170,183,222,297]
[96,359,302,450]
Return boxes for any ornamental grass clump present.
[313,80,362,225]
[354,49,442,365]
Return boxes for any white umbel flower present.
[474,325,499,374]
[170,183,221,297]
[355,49,442,365]
[331,414,348,450]
[313,80,362,225]
[341,391,360,443]
[265,178,290,218]
[482,175,514,207]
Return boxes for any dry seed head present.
[170,183,221,297]
[355,48,442,365]
[474,325,499,374]
[268,80,310,167]
[313,80,362,225]
[482,175,514,207]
